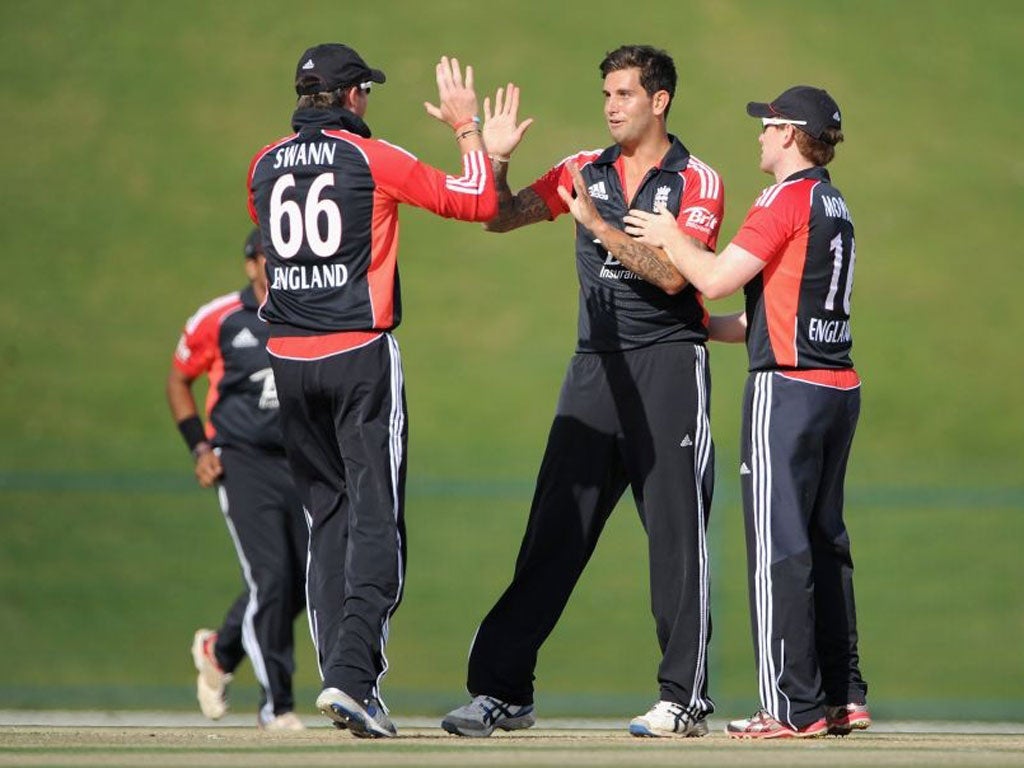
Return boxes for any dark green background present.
[1,1,1021,721]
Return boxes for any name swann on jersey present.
[273,142,337,170]
[271,264,349,291]
[821,195,852,222]
[808,317,851,344]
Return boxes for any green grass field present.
[1,0,1022,722]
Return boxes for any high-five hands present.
[424,56,479,129]
[483,83,533,160]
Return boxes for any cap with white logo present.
[745,85,842,143]
[294,43,386,96]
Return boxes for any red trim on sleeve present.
[172,293,243,434]
[675,156,725,250]
[247,134,296,224]
[368,187,398,328]
[529,150,602,219]
[733,182,812,367]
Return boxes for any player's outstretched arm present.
[480,82,547,233]
[625,208,763,299]
[558,162,686,294]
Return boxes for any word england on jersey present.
[271,263,349,291]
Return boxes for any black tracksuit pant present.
[214,444,307,720]
[740,371,868,729]
[468,342,715,714]
[270,333,407,707]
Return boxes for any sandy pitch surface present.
[2,722,1024,768]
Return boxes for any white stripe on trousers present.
[373,333,406,712]
[689,345,713,712]
[303,507,319,681]
[216,481,275,724]
[750,372,794,726]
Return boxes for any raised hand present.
[424,56,479,129]
[623,207,680,249]
[556,161,602,233]
[483,83,534,160]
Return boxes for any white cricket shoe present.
[441,695,536,737]
[191,628,232,720]
[629,700,709,738]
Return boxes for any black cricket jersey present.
[530,136,725,352]
[732,166,856,373]
[173,285,283,450]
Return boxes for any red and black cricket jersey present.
[172,286,283,450]
[732,166,856,377]
[247,107,496,360]
[530,136,724,352]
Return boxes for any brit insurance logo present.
[683,206,719,235]
[598,249,641,282]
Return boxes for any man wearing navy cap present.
[246,44,497,737]
[570,84,870,738]
[167,228,308,730]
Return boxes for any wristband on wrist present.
[177,415,207,453]
[489,153,510,163]
[455,128,482,142]
[451,116,480,133]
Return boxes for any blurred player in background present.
[620,85,870,738]
[246,44,497,737]
[443,44,723,739]
[166,228,308,731]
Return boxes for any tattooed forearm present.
[606,238,688,293]
[484,163,550,232]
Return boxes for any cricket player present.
[619,85,871,738]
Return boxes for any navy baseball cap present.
[746,86,842,142]
[295,43,386,95]
[243,228,262,259]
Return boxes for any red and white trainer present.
[726,709,828,739]
[826,702,872,734]
[190,628,232,720]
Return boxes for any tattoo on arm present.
[484,161,550,232]
[606,238,688,293]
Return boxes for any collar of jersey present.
[291,106,372,138]
[782,166,831,185]
[594,133,692,172]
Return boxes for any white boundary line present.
[1,711,1022,734]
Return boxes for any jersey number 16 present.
[824,232,856,315]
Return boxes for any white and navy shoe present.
[316,687,397,738]
[441,695,536,737]
[629,700,709,738]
